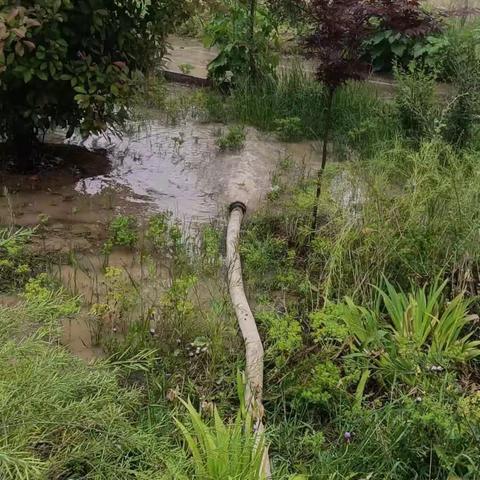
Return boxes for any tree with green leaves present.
[0,0,187,170]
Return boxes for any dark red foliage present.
[368,0,441,38]
[302,0,440,89]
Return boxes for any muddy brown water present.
[1,114,320,250]
[0,109,320,360]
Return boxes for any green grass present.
[239,135,480,478]
[201,66,401,160]
[0,299,186,479]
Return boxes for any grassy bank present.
[0,289,187,479]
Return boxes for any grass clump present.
[0,227,36,291]
[215,125,246,151]
[0,282,184,480]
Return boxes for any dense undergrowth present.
[0,219,249,479]
[240,137,480,477]
[225,42,480,477]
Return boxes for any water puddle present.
[73,116,320,222]
[1,115,320,250]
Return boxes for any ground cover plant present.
[237,133,480,477]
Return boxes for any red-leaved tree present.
[303,0,439,232]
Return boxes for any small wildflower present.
[344,431,352,443]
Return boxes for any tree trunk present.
[226,201,271,479]
[7,119,38,172]
[311,87,335,233]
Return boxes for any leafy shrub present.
[364,30,449,72]
[146,212,171,250]
[216,125,246,151]
[108,215,138,248]
[240,226,288,289]
[311,298,386,350]
[257,309,302,365]
[179,63,194,75]
[203,0,278,89]
[0,0,187,169]
[441,32,480,147]
[298,360,342,406]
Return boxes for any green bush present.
[215,125,246,151]
[108,215,138,248]
[0,0,186,168]
[363,28,449,73]
[203,0,278,89]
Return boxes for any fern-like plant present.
[175,392,266,480]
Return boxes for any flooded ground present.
[0,98,320,360]
[0,113,320,252]
[164,35,454,99]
